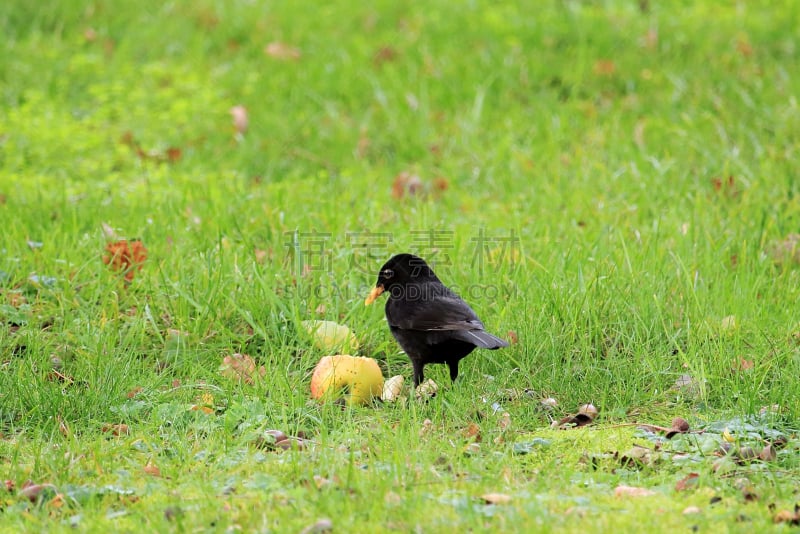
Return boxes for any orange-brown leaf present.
[675,473,699,492]
[143,462,162,477]
[103,240,147,282]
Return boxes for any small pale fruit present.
[381,375,404,401]
[310,355,384,406]
[415,378,438,399]
[302,320,359,352]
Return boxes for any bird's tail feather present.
[459,330,509,349]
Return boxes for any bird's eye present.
[382,269,394,278]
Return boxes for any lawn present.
[1,0,799,532]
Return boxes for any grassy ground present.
[1,0,799,531]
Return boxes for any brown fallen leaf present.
[675,473,700,492]
[144,462,161,477]
[593,59,616,76]
[373,46,398,67]
[736,37,753,57]
[711,175,740,198]
[431,176,450,195]
[102,239,147,282]
[733,357,754,372]
[498,412,511,431]
[46,370,74,385]
[665,417,691,439]
[774,505,800,525]
[219,353,266,384]
[461,422,481,442]
[392,171,423,199]
[101,423,130,436]
[166,147,182,163]
[481,493,512,505]
[552,403,598,429]
[57,415,70,438]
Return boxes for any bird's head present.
[364,253,437,305]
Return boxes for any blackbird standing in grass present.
[365,253,508,387]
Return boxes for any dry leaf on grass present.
[675,473,700,492]
[219,353,266,384]
[391,172,449,200]
[498,412,511,431]
[102,239,147,282]
[101,423,130,436]
[552,403,598,429]
[143,462,161,477]
[774,505,800,525]
[373,46,398,67]
[593,59,616,76]
[461,422,481,442]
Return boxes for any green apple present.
[301,320,360,353]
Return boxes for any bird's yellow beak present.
[364,285,385,305]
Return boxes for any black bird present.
[365,253,508,387]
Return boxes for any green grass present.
[1,0,800,531]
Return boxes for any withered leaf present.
[593,59,616,76]
[461,422,481,442]
[219,353,266,384]
[101,423,130,436]
[144,462,162,477]
[675,473,700,492]
[102,240,147,282]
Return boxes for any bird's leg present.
[412,361,425,387]
[447,360,459,382]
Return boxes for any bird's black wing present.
[387,291,509,349]
[387,292,481,330]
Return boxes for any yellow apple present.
[310,355,384,406]
[301,320,360,353]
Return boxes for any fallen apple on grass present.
[301,320,360,353]
[310,355,384,406]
